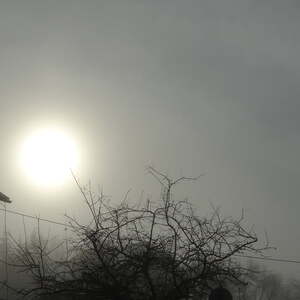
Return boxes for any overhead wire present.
[0,207,72,228]
[1,207,300,265]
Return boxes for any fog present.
[0,0,299,295]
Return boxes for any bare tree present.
[11,168,267,299]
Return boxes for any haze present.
[0,0,299,280]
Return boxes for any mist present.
[0,0,299,298]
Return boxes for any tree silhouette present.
[11,168,267,299]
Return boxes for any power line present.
[233,254,300,264]
[0,207,71,228]
[1,207,300,265]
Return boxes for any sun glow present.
[19,128,79,187]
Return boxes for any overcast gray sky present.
[1,0,300,278]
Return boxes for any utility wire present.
[0,207,72,228]
[233,254,300,264]
[1,207,300,265]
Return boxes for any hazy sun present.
[20,128,79,187]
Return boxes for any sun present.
[19,128,79,187]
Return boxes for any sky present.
[0,0,300,279]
